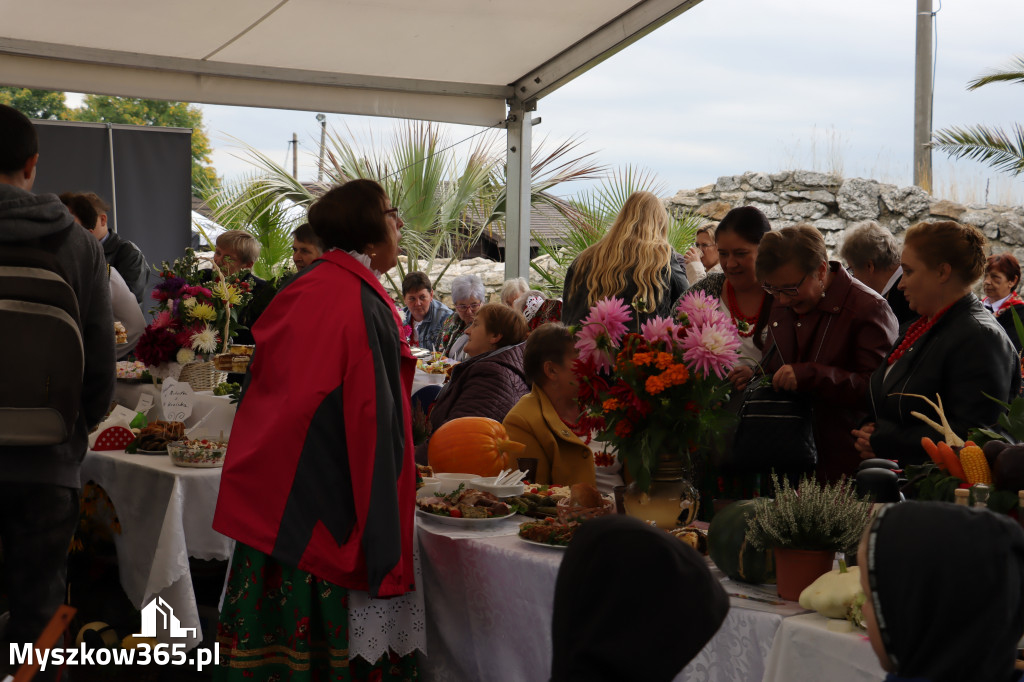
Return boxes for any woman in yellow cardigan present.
[504,323,596,486]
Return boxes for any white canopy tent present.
[0,0,704,277]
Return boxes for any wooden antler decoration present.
[892,392,965,447]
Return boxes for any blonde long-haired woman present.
[561,191,689,328]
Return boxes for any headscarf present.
[550,515,729,682]
[864,502,1024,682]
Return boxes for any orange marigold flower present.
[664,363,690,387]
[655,352,674,370]
[602,398,622,411]
[632,352,653,367]
[645,374,667,395]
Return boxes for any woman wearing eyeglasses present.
[682,224,722,284]
[561,191,689,329]
[756,224,898,482]
[213,180,419,680]
[437,273,485,360]
[853,221,1020,466]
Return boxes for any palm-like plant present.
[322,122,500,288]
[530,166,704,296]
[223,123,606,294]
[932,56,1024,178]
[196,174,299,281]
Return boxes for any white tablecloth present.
[763,613,885,682]
[81,449,233,650]
[81,448,427,661]
[113,382,236,438]
[416,520,792,682]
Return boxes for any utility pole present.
[316,113,327,182]
[292,133,298,179]
[914,0,933,192]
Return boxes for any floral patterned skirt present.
[215,543,418,682]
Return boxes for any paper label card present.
[160,379,194,423]
[135,391,155,415]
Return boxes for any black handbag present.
[729,345,817,477]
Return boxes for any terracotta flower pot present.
[773,548,835,601]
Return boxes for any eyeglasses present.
[455,302,481,312]
[762,272,808,297]
[696,242,715,250]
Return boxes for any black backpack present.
[0,226,85,446]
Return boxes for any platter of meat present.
[416,485,515,526]
[517,519,579,548]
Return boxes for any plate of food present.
[518,519,579,548]
[127,420,185,454]
[416,508,516,526]
[115,360,148,383]
[416,484,516,526]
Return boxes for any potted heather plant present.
[745,473,873,600]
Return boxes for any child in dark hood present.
[859,502,1024,682]
[551,515,729,681]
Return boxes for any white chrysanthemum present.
[182,296,197,308]
[176,348,196,364]
[190,325,220,354]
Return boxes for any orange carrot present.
[921,437,944,467]
[936,441,968,480]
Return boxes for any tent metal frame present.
[0,0,704,278]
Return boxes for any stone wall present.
[382,170,1024,304]
[665,170,1024,260]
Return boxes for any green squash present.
[708,500,776,585]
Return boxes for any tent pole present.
[504,101,533,281]
[107,123,117,233]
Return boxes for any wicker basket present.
[178,359,227,392]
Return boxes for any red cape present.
[214,251,416,597]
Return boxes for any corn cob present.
[959,445,992,485]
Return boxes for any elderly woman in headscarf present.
[551,515,729,682]
[858,502,1024,682]
[514,288,563,332]
[437,273,485,360]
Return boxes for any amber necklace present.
[725,280,763,338]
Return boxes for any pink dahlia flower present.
[640,316,678,348]
[675,290,721,326]
[681,321,741,379]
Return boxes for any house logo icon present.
[133,597,197,639]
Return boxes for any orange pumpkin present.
[428,417,526,476]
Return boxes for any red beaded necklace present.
[887,303,954,365]
[725,280,763,338]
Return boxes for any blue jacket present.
[403,297,452,351]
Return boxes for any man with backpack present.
[0,104,115,678]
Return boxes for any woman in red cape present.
[212,180,417,681]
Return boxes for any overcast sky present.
[188,0,1024,205]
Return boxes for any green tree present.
[71,95,218,191]
[0,87,68,120]
[932,56,1024,177]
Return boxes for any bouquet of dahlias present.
[574,291,742,491]
[135,249,252,375]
